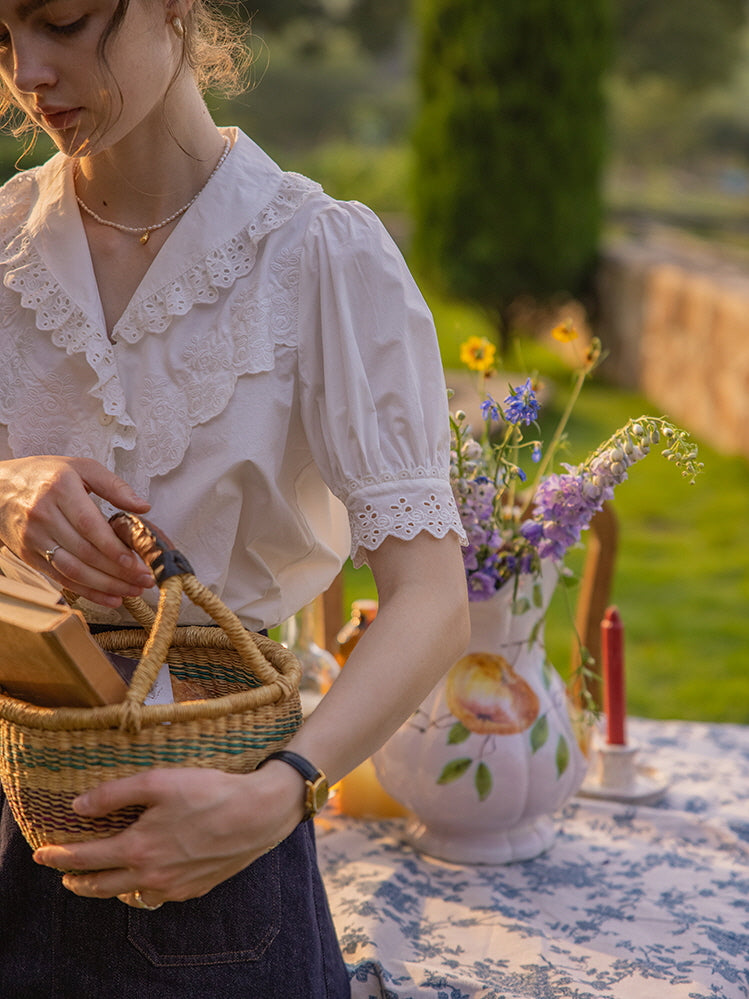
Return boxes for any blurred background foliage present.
[409,0,610,333]
[230,0,749,252]
[613,0,746,91]
[6,0,749,241]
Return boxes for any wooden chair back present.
[569,502,619,710]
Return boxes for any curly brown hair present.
[178,0,253,97]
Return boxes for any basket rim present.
[0,628,302,732]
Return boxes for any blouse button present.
[99,412,114,426]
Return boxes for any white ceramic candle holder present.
[577,735,669,805]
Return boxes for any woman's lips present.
[39,107,81,130]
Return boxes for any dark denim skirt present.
[0,787,350,998]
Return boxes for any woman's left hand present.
[32,764,306,907]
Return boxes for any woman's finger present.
[0,455,154,598]
[37,529,154,599]
[39,553,152,607]
[53,465,154,581]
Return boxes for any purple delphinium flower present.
[520,472,598,561]
[450,400,699,599]
[467,570,499,600]
[480,395,502,423]
[462,543,479,572]
[471,476,497,517]
[521,444,643,562]
[503,378,540,426]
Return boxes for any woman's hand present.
[0,455,155,605]
[32,763,307,907]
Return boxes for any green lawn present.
[342,298,749,725]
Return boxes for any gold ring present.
[131,889,163,911]
[43,544,62,565]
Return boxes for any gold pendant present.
[140,231,150,245]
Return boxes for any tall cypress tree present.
[412,0,611,329]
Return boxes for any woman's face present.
[0,0,180,156]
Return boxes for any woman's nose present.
[12,39,57,95]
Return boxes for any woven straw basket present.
[0,513,302,851]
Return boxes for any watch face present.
[308,775,329,815]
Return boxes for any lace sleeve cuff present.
[346,475,467,569]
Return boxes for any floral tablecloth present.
[316,718,749,999]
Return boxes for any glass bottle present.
[333,597,408,819]
[335,598,379,666]
[280,600,340,718]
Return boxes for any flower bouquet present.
[451,326,702,605]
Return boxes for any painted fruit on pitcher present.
[445,652,539,735]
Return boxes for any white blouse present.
[0,128,463,630]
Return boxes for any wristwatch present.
[259,750,329,821]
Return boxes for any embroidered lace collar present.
[7,128,319,344]
[0,128,321,491]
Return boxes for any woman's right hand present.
[0,455,155,606]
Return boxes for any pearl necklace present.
[74,137,231,245]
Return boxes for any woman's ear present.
[165,0,197,24]
[164,0,196,41]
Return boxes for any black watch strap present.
[259,750,329,821]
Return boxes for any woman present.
[0,0,469,994]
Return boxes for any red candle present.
[602,606,626,745]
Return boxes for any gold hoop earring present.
[171,16,185,39]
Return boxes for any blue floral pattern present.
[317,719,749,998]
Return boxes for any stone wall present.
[595,232,749,458]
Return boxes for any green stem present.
[521,367,587,516]
[449,413,465,480]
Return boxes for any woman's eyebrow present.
[16,0,55,20]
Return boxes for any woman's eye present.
[48,14,88,35]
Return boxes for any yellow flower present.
[551,319,578,343]
[460,336,497,373]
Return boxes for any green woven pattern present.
[160,655,264,691]
[0,703,302,850]
[2,717,302,772]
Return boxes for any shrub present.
[411,0,611,329]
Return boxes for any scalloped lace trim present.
[2,168,318,372]
[115,172,319,344]
[3,242,128,420]
[347,476,466,568]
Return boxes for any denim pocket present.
[126,850,281,967]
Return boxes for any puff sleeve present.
[297,199,465,567]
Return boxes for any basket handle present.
[107,513,297,732]
[110,512,194,583]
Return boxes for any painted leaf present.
[542,657,555,690]
[512,597,530,615]
[475,761,493,801]
[528,616,542,649]
[447,721,471,745]
[530,714,549,753]
[556,735,570,777]
[532,581,544,608]
[437,757,473,784]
